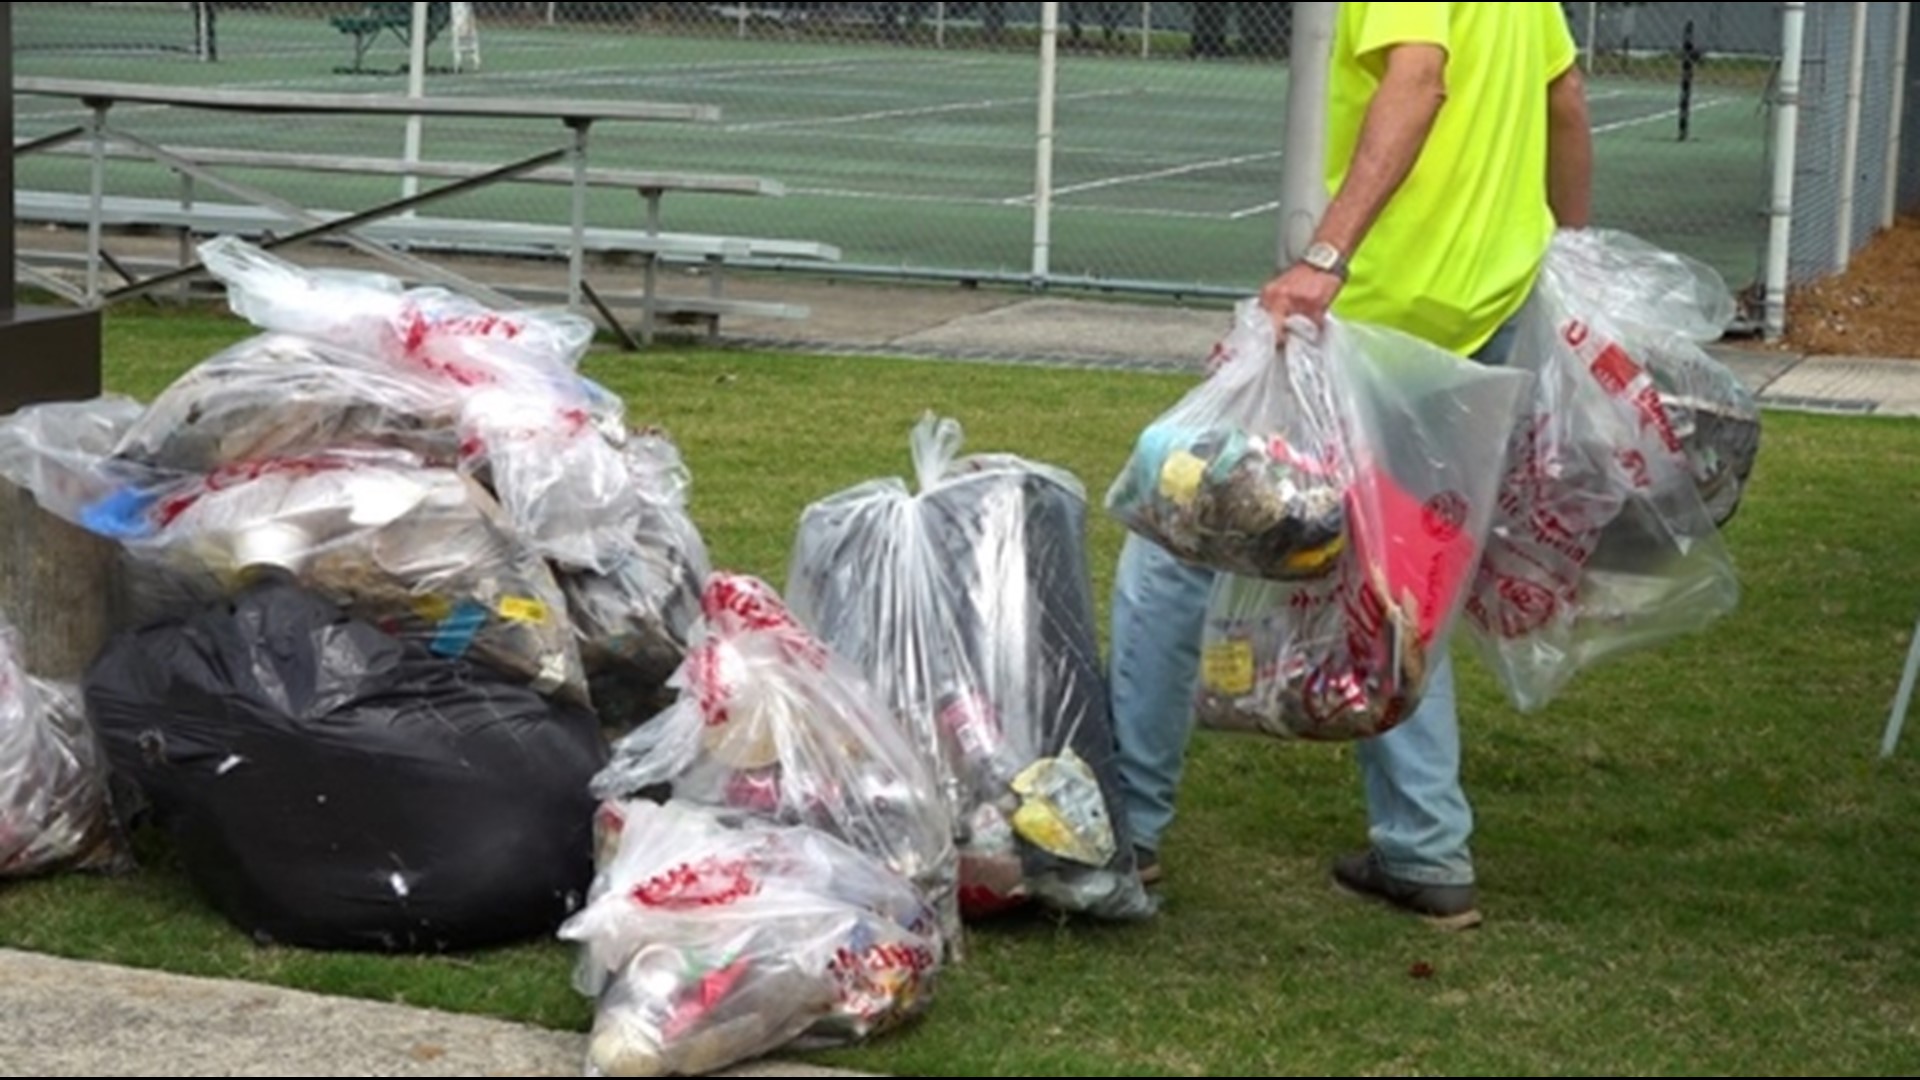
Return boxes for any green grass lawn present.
[6,304,1920,1075]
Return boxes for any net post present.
[1678,19,1699,141]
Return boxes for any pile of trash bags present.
[2,237,711,725]
[0,237,710,955]
[0,239,968,1075]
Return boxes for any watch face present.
[1304,242,1345,275]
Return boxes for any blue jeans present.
[1108,321,1516,887]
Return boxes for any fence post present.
[1031,2,1059,286]
[1585,1,1600,73]
[1277,2,1335,268]
[1837,2,1871,270]
[402,2,431,210]
[194,1,217,62]
[3,7,12,307]
[1884,2,1913,229]
[1764,2,1809,341]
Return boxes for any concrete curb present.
[0,949,878,1078]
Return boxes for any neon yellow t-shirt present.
[1326,2,1578,355]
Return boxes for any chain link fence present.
[1787,1,1908,283]
[1563,1,1780,312]
[9,2,1910,319]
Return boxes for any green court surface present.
[13,6,1774,295]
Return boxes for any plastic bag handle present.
[909,411,965,493]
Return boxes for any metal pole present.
[1764,3,1807,341]
[1882,612,1920,758]
[1585,0,1599,74]
[402,2,430,211]
[2,9,13,316]
[568,120,590,310]
[1142,1,1152,59]
[936,1,946,48]
[1031,3,1059,286]
[1837,1,1870,270]
[1679,19,1698,141]
[1884,2,1913,229]
[736,3,748,38]
[194,1,218,63]
[1278,2,1335,267]
[85,102,108,306]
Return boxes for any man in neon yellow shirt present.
[1264,3,1589,348]
[1111,2,1592,929]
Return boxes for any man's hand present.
[1259,263,1345,342]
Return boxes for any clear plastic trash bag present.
[591,573,958,944]
[789,413,1157,922]
[0,614,125,880]
[561,799,941,1077]
[1106,300,1348,581]
[1195,312,1531,740]
[1462,229,1745,713]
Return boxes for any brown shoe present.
[1332,850,1482,931]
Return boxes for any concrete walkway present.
[710,274,1920,418]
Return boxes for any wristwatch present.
[1298,240,1350,281]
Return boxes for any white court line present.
[1230,199,1283,220]
[790,184,1228,219]
[1593,96,1735,135]
[16,58,1003,134]
[790,186,1014,207]
[20,45,966,107]
[14,54,958,123]
[726,86,1137,133]
[1212,95,1724,218]
[487,53,996,92]
[1002,149,1283,205]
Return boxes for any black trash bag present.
[82,577,609,953]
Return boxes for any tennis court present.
[12,4,1777,294]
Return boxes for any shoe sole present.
[1417,908,1484,932]
[1332,876,1483,931]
